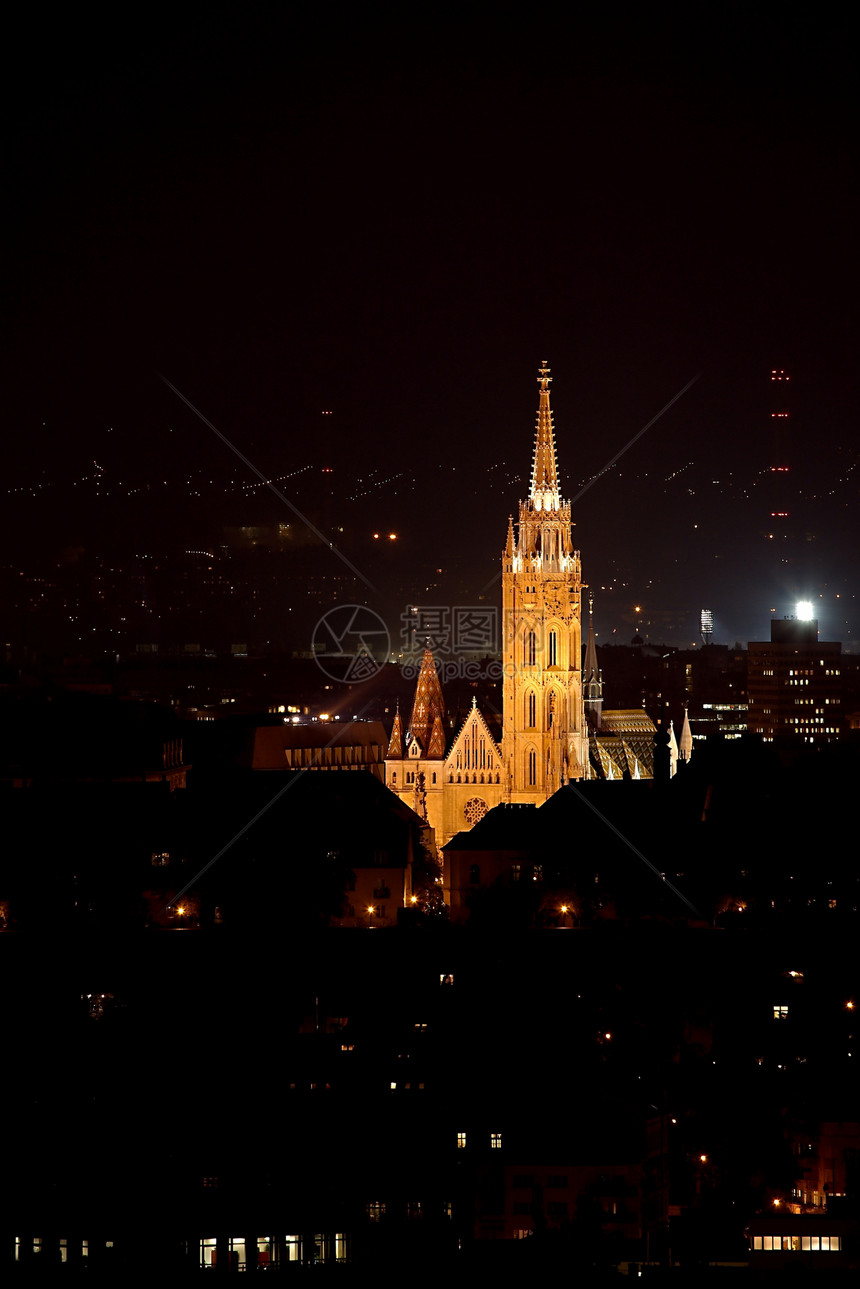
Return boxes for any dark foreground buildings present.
[2,687,860,1279]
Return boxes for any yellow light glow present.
[699,1154,707,1163]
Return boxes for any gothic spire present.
[530,360,560,510]
[407,647,446,759]
[678,708,693,763]
[583,593,603,731]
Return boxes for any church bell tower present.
[502,363,587,799]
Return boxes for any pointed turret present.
[387,703,403,758]
[407,647,446,758]
[504,515,515,559]
[530,361,560,510]
[427,713,446,759]
[678,707,693,763]
[668,720,679,778]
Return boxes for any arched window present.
[548,630,558,667]
[548,690,556,728]
[527,630,536,667]
[526,690,536,728]
[528,748,537,787]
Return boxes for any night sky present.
[3,8,858,651]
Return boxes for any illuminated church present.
[385,364,654,847]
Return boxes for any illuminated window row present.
[200,1235,345,1267]
[752,1235,840,1251]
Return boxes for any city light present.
[796,602,814,621]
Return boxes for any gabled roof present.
[445,698,503,773]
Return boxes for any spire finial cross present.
[537,360,552,390]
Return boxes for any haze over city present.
[3,8,858,658]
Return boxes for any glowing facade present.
[386,364,587,847]
[501,363,588,800]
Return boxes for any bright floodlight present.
[796,601,814,621]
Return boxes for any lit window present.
[773,1005,789,1020]
[284,1236,301,1262]
[366,1202,386,1223]
[457,1132,467,1149]
[491,1132,502,1149]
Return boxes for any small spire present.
[583,592,603,731]
[678,708,693,763]
[387,705,403,758]
[427,713,446,759]
[505,515,515,558]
